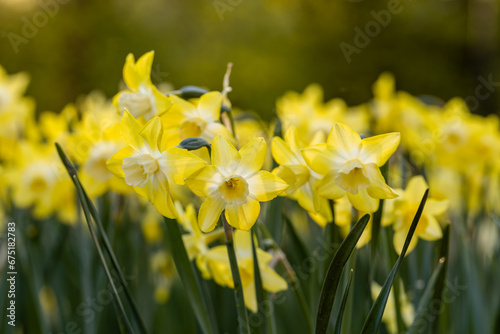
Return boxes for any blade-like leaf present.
[56,143,147,334]
[316,213,371,334]
[361,188,429,334]
[407,257,446,334]
[164,217,217,334]
[334,269,354,334]
[251,229,266,334]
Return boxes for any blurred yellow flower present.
[161,91,235,146]
[205,230,288,313]
[371,282,415,334]
[114,51,171,120]
[302,123,400,212]
[185,135,288,232]
[392,176,448,255]
[106,110,206,218]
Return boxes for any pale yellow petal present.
[404,176,428,204]
[151,178,177,219]
[185,165,223,197]
[212,135,240,176]
[260,267,288,292]
[425,199,449,216]
[347,188,379,212]
[198,92,222,121]
[106,147,134,178]
[121,109,144,151]
[317,170,346,200]
[273,164,309,193]
[419,215,443,241]
[225,198,260,231]
[393,228,418,255]
[365,163,399,199]
[139,117,161,150]
[199,195,225,232]
[162,147,206,185]
[272,136,296,165]
[236,137,267,178]
[326,123,362,157]
[360,132,400,166]
[243,281,258,313]
[247,171,288,202]
[301,144,336,175]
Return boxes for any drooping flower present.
[302,123,400,212]
[204,230,288,312]
[392,176,448,254]
[185,135,288,232]
[114,51,171,121]
[106,110,206,218]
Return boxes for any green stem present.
[222,213,249,334]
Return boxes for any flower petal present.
[317,170,346,199]
[197,92,222,122]
[185,165,223,197]
[273,164,309,193]
[225,197,260,231]
[123,51,154,90]
[347,188,379,212]
[365,163,399,199]
[301,144,336,175]
[150,177,177,219]
[404,176,428,204]
[419,215,443,241]
[243,281,258,313]
[393,228,418,255]
[326,123,362,158]
[360,132,400,166]
[260,266,288,292]
[247,170,288,202]
[425,199,449,216]
[121,109,144,151]
[162,147,206,185]
[236,137,267,177]
[271,136,297,165]
[139,117,161,150]
[212,135,240,176]
[106,147,134,178]
[199,195,225,232]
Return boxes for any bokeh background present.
[0,0,499,118]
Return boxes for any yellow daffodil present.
[204,230,288,312]
[106,110,206,218]
[392,176,448,254]
[302,123,400,212]
[160,91,235,146]
[185,135,288,232]
[271,126,332,226]
[371,282,415,334]
[114,51,171,121]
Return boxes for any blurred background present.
[0,0,499,118]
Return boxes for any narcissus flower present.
[185,135,288,232]
[106,110,206,218]
[392,176,448,254]
[114,51,171,121]
[161,91,234,146]
[271,126,332,226]
[302,123,400,212]
[204,230,288,312]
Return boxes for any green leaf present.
[163,217,217,334]
[316,213,371,334]
[56,143,147,334]
[361,188,429,334]
[407,257,447,334]
[334,269,354,334]
[221,213,250,334]
[251,229,266,334]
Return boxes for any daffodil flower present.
[271,126,332,226]
[392,176,448,254]
[106,110,206,218]
[204,230,288,312]
[160,91,235,146]
[114,51,171,120]
[185,135,288,232]
[302,123,400,212]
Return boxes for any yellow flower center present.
[218,176,249,205]
[335,159,370,194]
[30,176,47,192]
[123,153,161,187]
[179,117,206,139]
